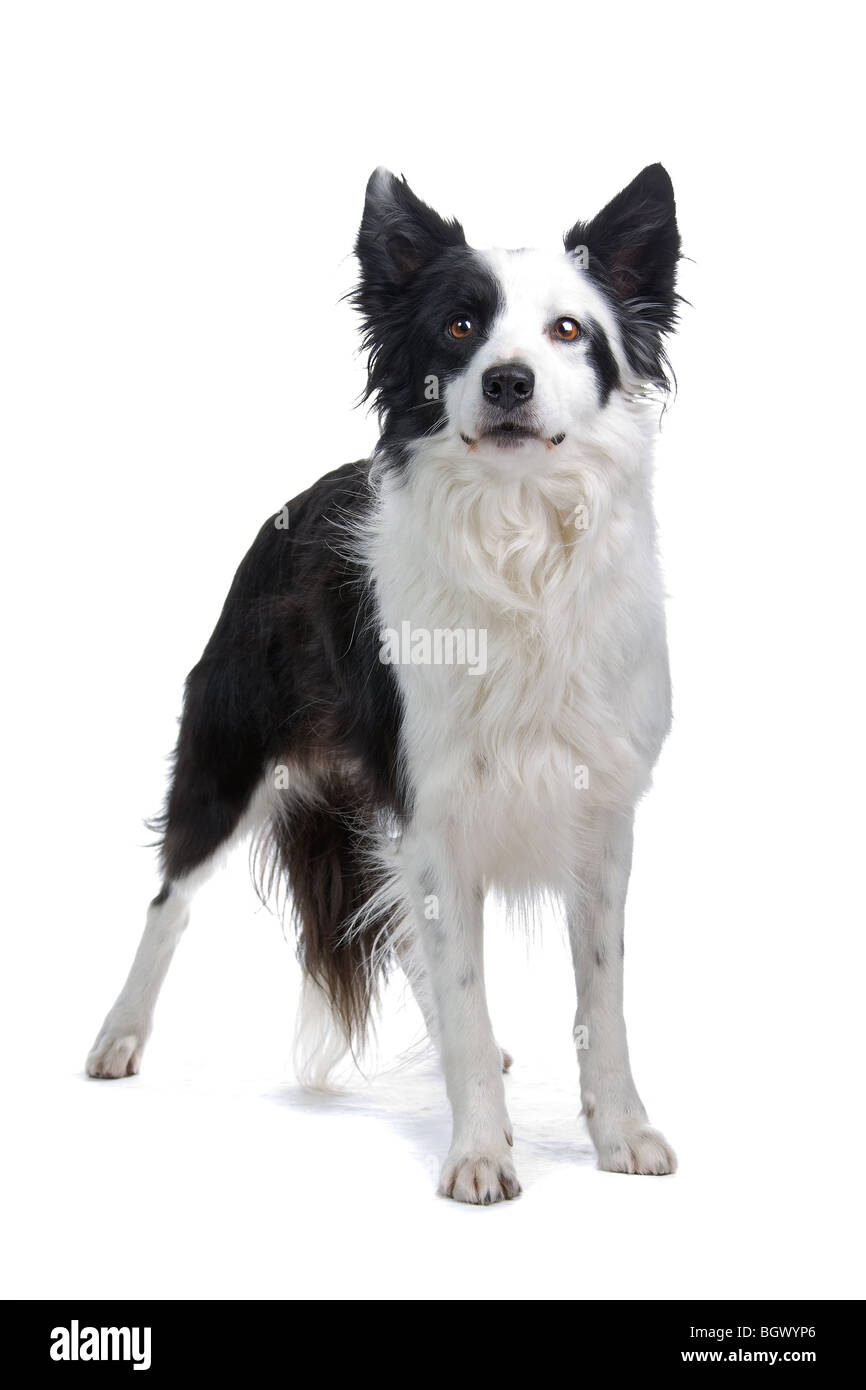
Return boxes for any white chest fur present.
[366,414,671,893]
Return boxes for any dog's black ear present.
[565,164,680,304]
[565,164,680,385]
[355,168,466,288]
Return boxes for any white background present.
[2,1,864,1301]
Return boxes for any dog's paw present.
[595,1122,677,1175]
[439,1149,521,1205]
[86,1026,146,1079]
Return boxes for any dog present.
[87,165,682,1203]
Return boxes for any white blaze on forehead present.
[442,243,633,454]
[480,246,623,365]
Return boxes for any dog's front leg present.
[568,809,676,1175]
[408,838,519,1204]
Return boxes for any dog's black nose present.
[481,362,535,411]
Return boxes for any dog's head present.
[353,166,680,472]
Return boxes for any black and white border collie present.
[87,166,682,1204]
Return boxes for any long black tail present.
[256,782,398,1063]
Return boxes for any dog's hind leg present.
[85,787,270,1079]
[86,653,272,1079]
[86,872,200,1079]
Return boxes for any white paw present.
[439,1148,521,1204]
[86,1022,148,1079]
[595,1121,677,1175]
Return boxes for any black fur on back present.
[154,460,407,1050]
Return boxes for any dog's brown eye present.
[552,317,581,341]
[449,317,473,339]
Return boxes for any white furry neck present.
[369,397,661,628]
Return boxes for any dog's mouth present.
[460,426,566,451]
